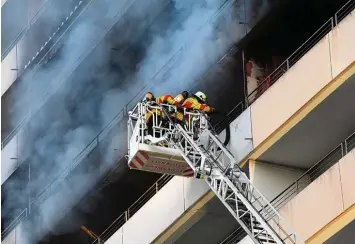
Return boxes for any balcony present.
[1,0,86,96]
[242,6,355,174]
[276,133,355,243]
[219,131,355,244]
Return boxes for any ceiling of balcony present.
[166,196,240,244]
[258,73,355,169]
[325,219,355,244]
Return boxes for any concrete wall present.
[250,161,306,202]
[1,222,27,244]
[278,149,355,241]
[1,128,26,184]
[330,10,355,77]
[250,10,355,148]
[2,230,16,244]
[339,150,355,209]
[2,47,19,96]
[105,228,123,244]
[224,107,254,163]
[105,177,209,244]
[239,236,255,244]
[1,0,49,95]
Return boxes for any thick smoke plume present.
[2,0,272,243]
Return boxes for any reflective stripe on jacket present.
[156,94,179,106]
[182,97,213,113]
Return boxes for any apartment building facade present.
[2,1,354,244]
[55,2,355,244]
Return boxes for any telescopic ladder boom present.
[160,107,303,244]
[127,103,303,244]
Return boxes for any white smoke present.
[2,0,273,243]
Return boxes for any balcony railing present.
[1,0,85,149]
[335,0,355,24]
[216,0,355,129]
[220,130,355,244]
[270,131,355,213]
[92,174,174,243]
[1,208,28,239]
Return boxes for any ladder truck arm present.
[127,102,304,244]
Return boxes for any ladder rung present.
[257,238,276,244]
[252,226,264,230]
[146,112,304,244]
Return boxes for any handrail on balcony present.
[247,17,334,105]
[1,0,52,60]
[335,0,355,24]
[1,208,28,240]
[258,131,354,221]
[220,131,355,244]
[215,0,354,136]
[91,174,174,243]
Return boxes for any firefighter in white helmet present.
[182,91,214,113]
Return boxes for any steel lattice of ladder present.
[127,103,304,244]
[160,107,304,244]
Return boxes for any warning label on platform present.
[143,158,189,175]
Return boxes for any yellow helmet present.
[194,91,207,103]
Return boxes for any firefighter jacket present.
[145,104,162,123]
[146,94,180,123]
[156,94,180,106]
[182,97,213,113]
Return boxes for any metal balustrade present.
[92,174,174,243]
[216,0,355,127]
[1,208,28,239]
[1,0,86,149]
[266,131,354,215]
[1,0,76,60]
[335,0,355,24]
[221,131,355,244]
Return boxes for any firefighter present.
[153,92,188,122]
[182,91,214,113]
[146,93,178,125]
[143,92,155,103]
[156,94,180,106]
[169,91,189,125]
[173,91,189,105]
[142,92,161,136]
[144,92,180,137]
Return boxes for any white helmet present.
[195,91,207,103]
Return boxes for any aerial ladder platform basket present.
[127,102,304,244]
